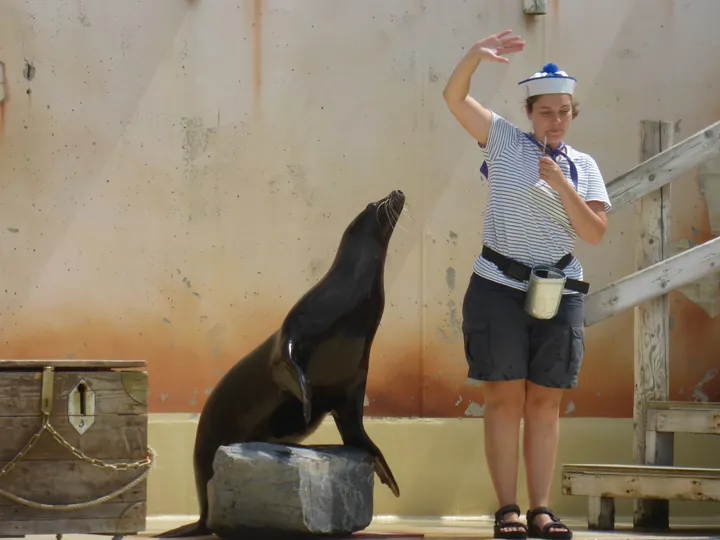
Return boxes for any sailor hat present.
[518,62,576,97]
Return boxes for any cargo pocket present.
[567,325,585,377]
[463,321,493,380]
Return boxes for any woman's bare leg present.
[482,379,527,533]
[523,380,564,533]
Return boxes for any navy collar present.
[479,133,579,190]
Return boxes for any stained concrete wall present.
[0,0,719,422]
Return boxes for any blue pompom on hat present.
[518,62,577,97]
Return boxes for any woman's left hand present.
[539,156,567,191]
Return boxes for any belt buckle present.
[505,261,528,282]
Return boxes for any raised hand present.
[471,30,526,63]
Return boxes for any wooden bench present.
[562,400,720,531]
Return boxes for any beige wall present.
[1,0,718,420]
[1,0,717,418]
[2,0,720,523]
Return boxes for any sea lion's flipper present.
[153,520,209,538]
[332,385,401,498]
[275,339,312,425]
[288,358,312,425]
[372,448,400,498]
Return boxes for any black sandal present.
[493,504,528,539]
[526,506,572,539]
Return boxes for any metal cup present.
[524,265,567,319]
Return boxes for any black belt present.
[481,244,590,294]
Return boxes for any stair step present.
[562,463,720,500]
[562,463,720,530]
[647,400,720,435]
[648,400,720,411]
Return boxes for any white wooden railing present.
[585,119,720,325]
[602,120,720,212]
[584,235,720,326]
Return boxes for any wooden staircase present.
[562,400,720,530]
[559,118,720,531]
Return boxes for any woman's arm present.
[443,50,492,145]
[443,30,525,146]
[539,156,609,245]
[556,183,608,245]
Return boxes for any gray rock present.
[206,442,375,537]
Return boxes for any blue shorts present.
[461,273,585,389]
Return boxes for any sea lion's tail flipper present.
[153,520,209,538]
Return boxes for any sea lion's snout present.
[388,189,405,215]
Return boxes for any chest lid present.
[0,359,146,371]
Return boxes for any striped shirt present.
[473,111,612,293]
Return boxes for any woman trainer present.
[443,30,612,539]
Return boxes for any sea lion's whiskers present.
[375,199,389,225]
[394,220,410,233]
[401,203,412,220]
[390,204,411,233]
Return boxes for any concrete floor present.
[17,516,720,540]
[358,517,720,539]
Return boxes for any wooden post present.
[633,120,674,529]
[0,61,6,104]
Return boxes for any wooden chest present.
[0,359,152,537]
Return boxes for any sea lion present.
[156,189,406,538]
